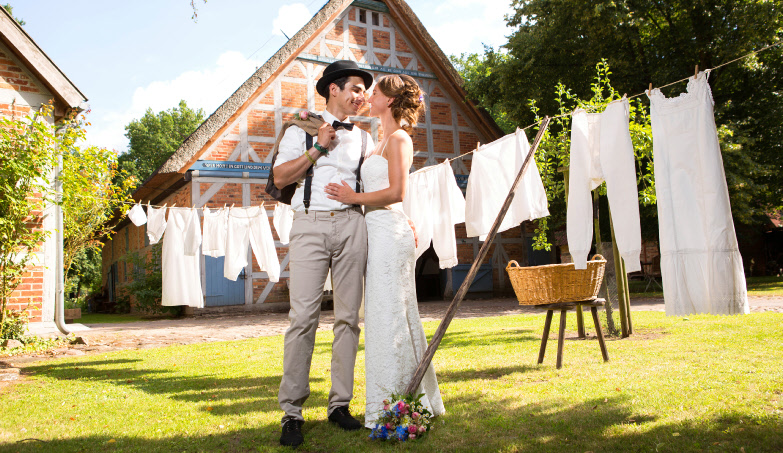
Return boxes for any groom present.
[274,60,375,447]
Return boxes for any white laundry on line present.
[402,160,465,268]
[161,207,204,308]
[567,97,642,273]
[648,71,748,316]
[224,205,280,283]
[146,205,167,245]
[273,203,294,245]
[202,206,228,258]
[126,203,147,226]
[465,128,549,241]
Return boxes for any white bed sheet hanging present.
[465,128,549,241]
[648,71,748,315]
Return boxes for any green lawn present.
[1,312,781,452]
[629,276,783,299]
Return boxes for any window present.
[372,12,380,26]
[359,9,366,23]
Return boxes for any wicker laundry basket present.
[506,255,607,305]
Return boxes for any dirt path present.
[2,295,781,368]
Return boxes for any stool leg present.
[576,305,586,339]
[591,306,610,362]
[538,310,554,364]
[556,309,567,369]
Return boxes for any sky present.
[11,0,516,152]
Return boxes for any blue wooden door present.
[204,256,245,306]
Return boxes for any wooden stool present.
[536,298,609,369]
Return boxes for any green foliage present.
[118,100,205,184]
[65,248,102,310]
[61,131,137,299]
[119,244,181,316]
[0,105,64,324]
[524,61,654,250]
[2,3,26,25]
[0,309,28,340]
[458,0,783,226]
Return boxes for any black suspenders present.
[302,130,368,214]
[303,133,314,213]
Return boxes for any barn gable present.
[107,0,521,312]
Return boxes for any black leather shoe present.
[280,419,304,447]
[328,406,362,431]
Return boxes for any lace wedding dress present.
[362,154,445,428]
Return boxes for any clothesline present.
[449,39,783,163]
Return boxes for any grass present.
[0,312,781,452]
[628,276,783,299]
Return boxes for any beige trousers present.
[278,207,367,423]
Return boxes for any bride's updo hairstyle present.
[375,74,425,134]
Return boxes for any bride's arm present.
[324,132,412,207]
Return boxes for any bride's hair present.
[375,74,425,134]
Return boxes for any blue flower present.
[395,425,408,441]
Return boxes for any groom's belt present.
[293,206,362,219]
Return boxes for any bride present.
[324,74,445,428]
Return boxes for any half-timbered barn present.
[103,0,553,314]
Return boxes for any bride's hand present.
[324,180,357,204]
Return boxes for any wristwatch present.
[313,142,329,155]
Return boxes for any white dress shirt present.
[273,110,374,212]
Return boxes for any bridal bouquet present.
[368,393,433,441]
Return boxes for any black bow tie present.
[332,120,354,131]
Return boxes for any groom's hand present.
[317,122,336,149]
[408,219,418,248]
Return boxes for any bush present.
[120,244,182,316]
[0,310,29,340]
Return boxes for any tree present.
[2,4,26,25]
[61,131,136,302]
[455,0,783,226]
[118,100,205,184]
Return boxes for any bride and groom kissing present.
[271,60,445,447]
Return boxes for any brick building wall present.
[0,44,59,322]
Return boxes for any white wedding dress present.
[362,153,446,428]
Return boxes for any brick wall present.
[0,47,56,322]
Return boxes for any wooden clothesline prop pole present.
[405,117,552,395]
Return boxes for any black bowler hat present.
[316,60,374,97]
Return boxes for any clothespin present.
[231,203,235,210]
[694,65,699,79]
[476,141,480,151]
[649,83,653,92]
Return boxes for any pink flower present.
[383,404,390,411]
[409,434,417,440]
[418,425,426,433]
[397,401,405,410]
[385,423,393,430]
[412,412,420,419]
[383,399,390,405]
[408,425,417,433]
[299,111,309,120]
